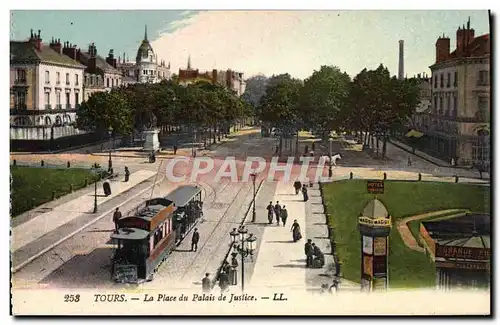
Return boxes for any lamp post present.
[108,126,113,172]
[328,138,333,178]
[229,226,257,292]
[251,173,257,222]
[91,167,101,213]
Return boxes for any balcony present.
[55,104,62,109]
[45,104,52,110]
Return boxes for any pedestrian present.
[304,144,309,156]
[291,219,302,242]
[202,273,211,293]
[113,207,122,233]
[407,156,412,167]
[312,243,325,268]
[191,228,200,252]
[223,261,231,276]
[451,158,455,166]
[266,201,274,224]
[218,271,229,293]
[301,184,309,202]
[124,166,130,182]
[274,201,281,225]
[312,141,316,152]
[281,205,288,226]
[304,239,313,267]
[293,180,302,195]
[173,144,178,155]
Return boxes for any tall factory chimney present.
[398,40,404,80]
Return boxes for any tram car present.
[111,185,203,283]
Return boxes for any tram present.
[110,185,203,283]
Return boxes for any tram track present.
[177,181,251,283]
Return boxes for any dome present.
[362,199,389,219]
[135,25,156,64]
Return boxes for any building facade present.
[415,19,490,167]
[10,30,86,141]
[409,73,432,129]
[116,25,171,84]
[178,56,245,96]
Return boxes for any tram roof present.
[111,227,149,241]
[164,185,202,207]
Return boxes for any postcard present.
[9,9,491,316]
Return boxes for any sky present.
[10,10,490,80]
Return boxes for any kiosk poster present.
[8,8,491,316]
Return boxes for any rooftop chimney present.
[398,40,404,80]
[49,37,62,54]
[435,35,450,64]
[29,29,43,51]
[87,43,97,73]
[62,41,78,60]
[106,49,115,67]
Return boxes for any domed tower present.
[135,25,158,83]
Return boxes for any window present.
[472,132,490,162]
[16,69,27,83]
[447,73,451,87]
[65,73,70,85]
[56,92,61,108]
[454,71,458,87]
[106,78,110,87]
[453,95,457,117]
[434,75,437,88]
[65,93,70,108]
[433,96,438,112]
[477,70,489,86]
[15,91,26,109]
[477,97,489,121]
[56,72,60,84]
[439,97,443,111]
[44,92,50,109]
[75,74,79,86]
[45,71,50,84]
[440,74,444,88]
[75,92,79,106]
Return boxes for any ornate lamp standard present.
[108,126,113,172]
[250,173,257,222]
[229,226,257,292]
[91,165,102,213]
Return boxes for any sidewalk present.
[247,181,309,290]
[12,169,156,252]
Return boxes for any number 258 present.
[64,294,80,302]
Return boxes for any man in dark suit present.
[304,239,314,267]
[202,273,211,293]
[191,228,200,252]
[113,207,122,233]
[274,201,282,226]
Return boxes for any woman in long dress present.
[301,185,309,202]
[290,219,302,242]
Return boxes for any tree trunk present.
[376,138,380,157]
[371,135,375,149]
[279,136,283,157]
[364,131,369,146]
[212,125,216,143]
[295,130,299,157]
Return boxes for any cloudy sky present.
[11,10,490,79]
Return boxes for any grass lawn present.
[10,166,100,217]
[322,180,490,288]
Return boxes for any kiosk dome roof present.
[362,199,389,219]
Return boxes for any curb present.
[12,174,166,273]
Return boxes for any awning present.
[405,130,424,138]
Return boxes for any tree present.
[299,65,351,139]
[259,74,303,155]
[242,74,269,120]
[76,90,133,135]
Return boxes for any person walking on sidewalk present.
[173,144,178,155]
[124,166,130,182]
[407,156,412,167]
[202,273,212,293]
[113,207,122,233]
[274,201,282,225]
[291,219,302,242]
[301,184,309,202]
[218,271,229,293]
[266,201,274,224]
[304,239,314,267]
[293,180,302,194]
[312,243,325,268]
[191,228,200,252]
[281,205,288,226]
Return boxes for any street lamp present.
[250,173,257,222]
[230,226,257,292]
[91,166,101,213]
[108,126,113,172]
[328,138,333,178]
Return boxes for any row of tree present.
[76,80,252,141]
[243,64,421,158]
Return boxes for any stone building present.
[10,30,85,141]
[415,18,490,167]
[178,56,245,96]
[116,25,171,84]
